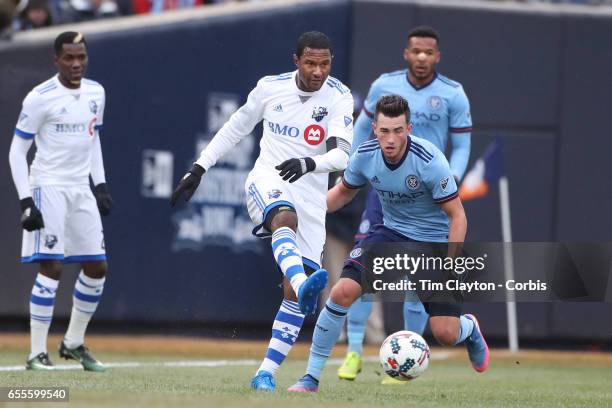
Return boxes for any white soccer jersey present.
[196,70,354,208]
[14,75,105,186]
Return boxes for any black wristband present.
[190,163,206,178]
[20,197,35,212]
[304,157,316,172]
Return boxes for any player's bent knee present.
[329,279,360,308]
[40,260,62,280]
[268,207,298,232]
[82,261,108,279]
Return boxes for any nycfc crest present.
[406,175,419,190]
[427,96,442,110]
[311,106,328,122]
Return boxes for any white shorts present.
[244,171,326,270]
[21,185,106,263]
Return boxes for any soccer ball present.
[379,330,430,381]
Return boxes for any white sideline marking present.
[0,352,450,373]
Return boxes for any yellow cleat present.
[381,375,407,385]
[337,351,362,380]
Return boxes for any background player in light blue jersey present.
[288,95,488,393]
[339,26,473,380]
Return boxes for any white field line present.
[0,352,450,373]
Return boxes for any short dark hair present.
[407,25,440,46]
[296,31,332,57]
[374,95,411,123]
[54,31,86,55]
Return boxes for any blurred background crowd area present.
[1,0,612,38]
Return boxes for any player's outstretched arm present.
[440,197,467,258]
[327,180,360,212]
[170,163,205,206]
[8,136,44,231]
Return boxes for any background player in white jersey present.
[8,32,112,372]
[170,31,354,391]
[338,26,473,381]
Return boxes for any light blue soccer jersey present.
[343,136,458,242]
[353,70,472,179]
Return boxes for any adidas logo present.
[59,107,68,115]
[273,104,283,112]
[370,176,381,184]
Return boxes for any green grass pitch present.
[1,344,610,408]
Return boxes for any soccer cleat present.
[464,314,489,373]
[297,269,328,315]
[287,374,319,393]
[250,370,276,392]
[381,376,406,385]
[337,351,362,380]
[26,352,55,370]
[59,341,106,372]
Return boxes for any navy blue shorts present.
[341,224,462,317]
[354,187,383,242]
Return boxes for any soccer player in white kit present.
[170,31,354,391]
[8,32,112,372]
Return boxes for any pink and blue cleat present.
[287,374,319,393]
[465,314,489,373]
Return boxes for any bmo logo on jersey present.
[304,124,325,145]
[267,121,300,138]
[56,123,87,134]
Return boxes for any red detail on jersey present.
[304,124,325,145]
[88,118,97,136]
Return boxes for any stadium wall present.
[0,0,610,341]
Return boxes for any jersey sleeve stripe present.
[409,148,432,163]
[94,124,103,130]
[15,128,35,139]
[342,177,365,190]
[357,146,380,154]
[434,191,459,204]
[410,142,434,160]
[449,127,472,133]
[363,107,374,118]
[358,140,378,149]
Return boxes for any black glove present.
[275,157,316,183]
[170,163,205,206]
[20,197,44,231]
[94,183,113,216]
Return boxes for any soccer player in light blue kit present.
[338,26,473,381]
[288,95,488,392]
